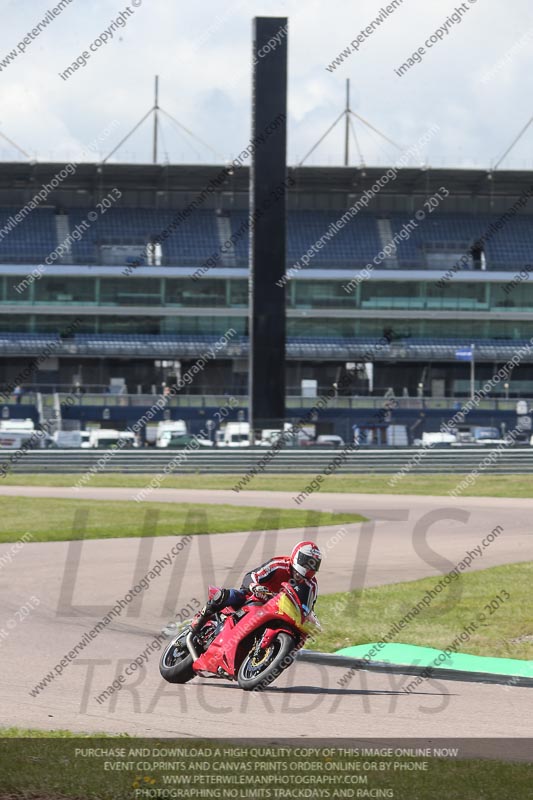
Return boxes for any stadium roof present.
[0,162,532,199]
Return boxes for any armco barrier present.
[0,447,532,474]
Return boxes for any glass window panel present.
[289,318,357,337]
[165,278,226,307]
[34,277,96,304]
[287,316,533,341]
[162,315,245,335]
[100,278,161,306]
[14,314,533,341]
[294,281,356,309]
[360,281,423,310]
[357,318,415,338]
[491,280,533,310]
[425,281,486,310]
[34,316,97,333]
[6,275,34,302]
[0,314,33,332]
[228,280,248,307]
[99,315,160,334]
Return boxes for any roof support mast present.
[344,79,350,167]
[298,79,401,167]
[102,76,221,163]
[153,75,159,164]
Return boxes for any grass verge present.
[0,733,530,800]
[0,496,363,543]
[1,471,533,496]
[313,561,533,660]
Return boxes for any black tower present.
[249,16,288,436]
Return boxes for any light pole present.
[470,343,475,400]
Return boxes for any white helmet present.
[290,541,322,579]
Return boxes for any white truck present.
[50,430,92,448]
[0,419,37,449]
[255,424,313,447]
[88,429,136,448]
[156,420,188,448]
[0,432,33,449]
[258,428,283,446]
[386,425,409,446]
[52,431,83,448]
[218,422,250,447]
[416,431,456,447]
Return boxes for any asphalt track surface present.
[0,487,532,752]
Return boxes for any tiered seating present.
[0,331,62,354]
[229,210,383,267]
[485,215,533,266]
[389,213,533,270]
[72,333,247,357]
[288,211,382,266]
[0,331,530,360]
[0,205,531,270]
[67,208,219,265]
[0,208,57,263]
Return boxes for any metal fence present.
[51,393,525,411]
[1,447,532,474]
[1,392,530,411]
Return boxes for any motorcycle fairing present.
[192,603,287,677]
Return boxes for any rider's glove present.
[251,584,273,601]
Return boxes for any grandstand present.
[0,161,532,439]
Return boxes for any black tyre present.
[159,632,194,684]
[237,631,297,691]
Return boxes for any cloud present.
[0,0,530,167]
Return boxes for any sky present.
[0,0,532,169]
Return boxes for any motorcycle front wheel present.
[159,631,194,683]
[237,631,297,691]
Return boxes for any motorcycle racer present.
[189,540,322,636]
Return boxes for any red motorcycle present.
[159,581,321,690]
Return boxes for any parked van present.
[219,422,250,447]
[0,432,31,449]
[417,431,456,447]
[89,429,136,448]
[156,420,188,448]
[0,418,34,432]
[258,429,283,446]
[386,425,409,446]
[315,435,345,447]
[52,431,83,448]
[0,419,36,449]
[51,430,92,449]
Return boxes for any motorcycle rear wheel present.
[237,631,296,691]
[159,632,194,683]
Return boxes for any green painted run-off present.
[335,643,533,678]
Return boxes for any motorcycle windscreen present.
[291,581,313,614]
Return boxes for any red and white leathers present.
[190,541,322,635]
[242,556,318,608]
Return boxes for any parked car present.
[314,435,345,447]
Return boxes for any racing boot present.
[189,589,231,636]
